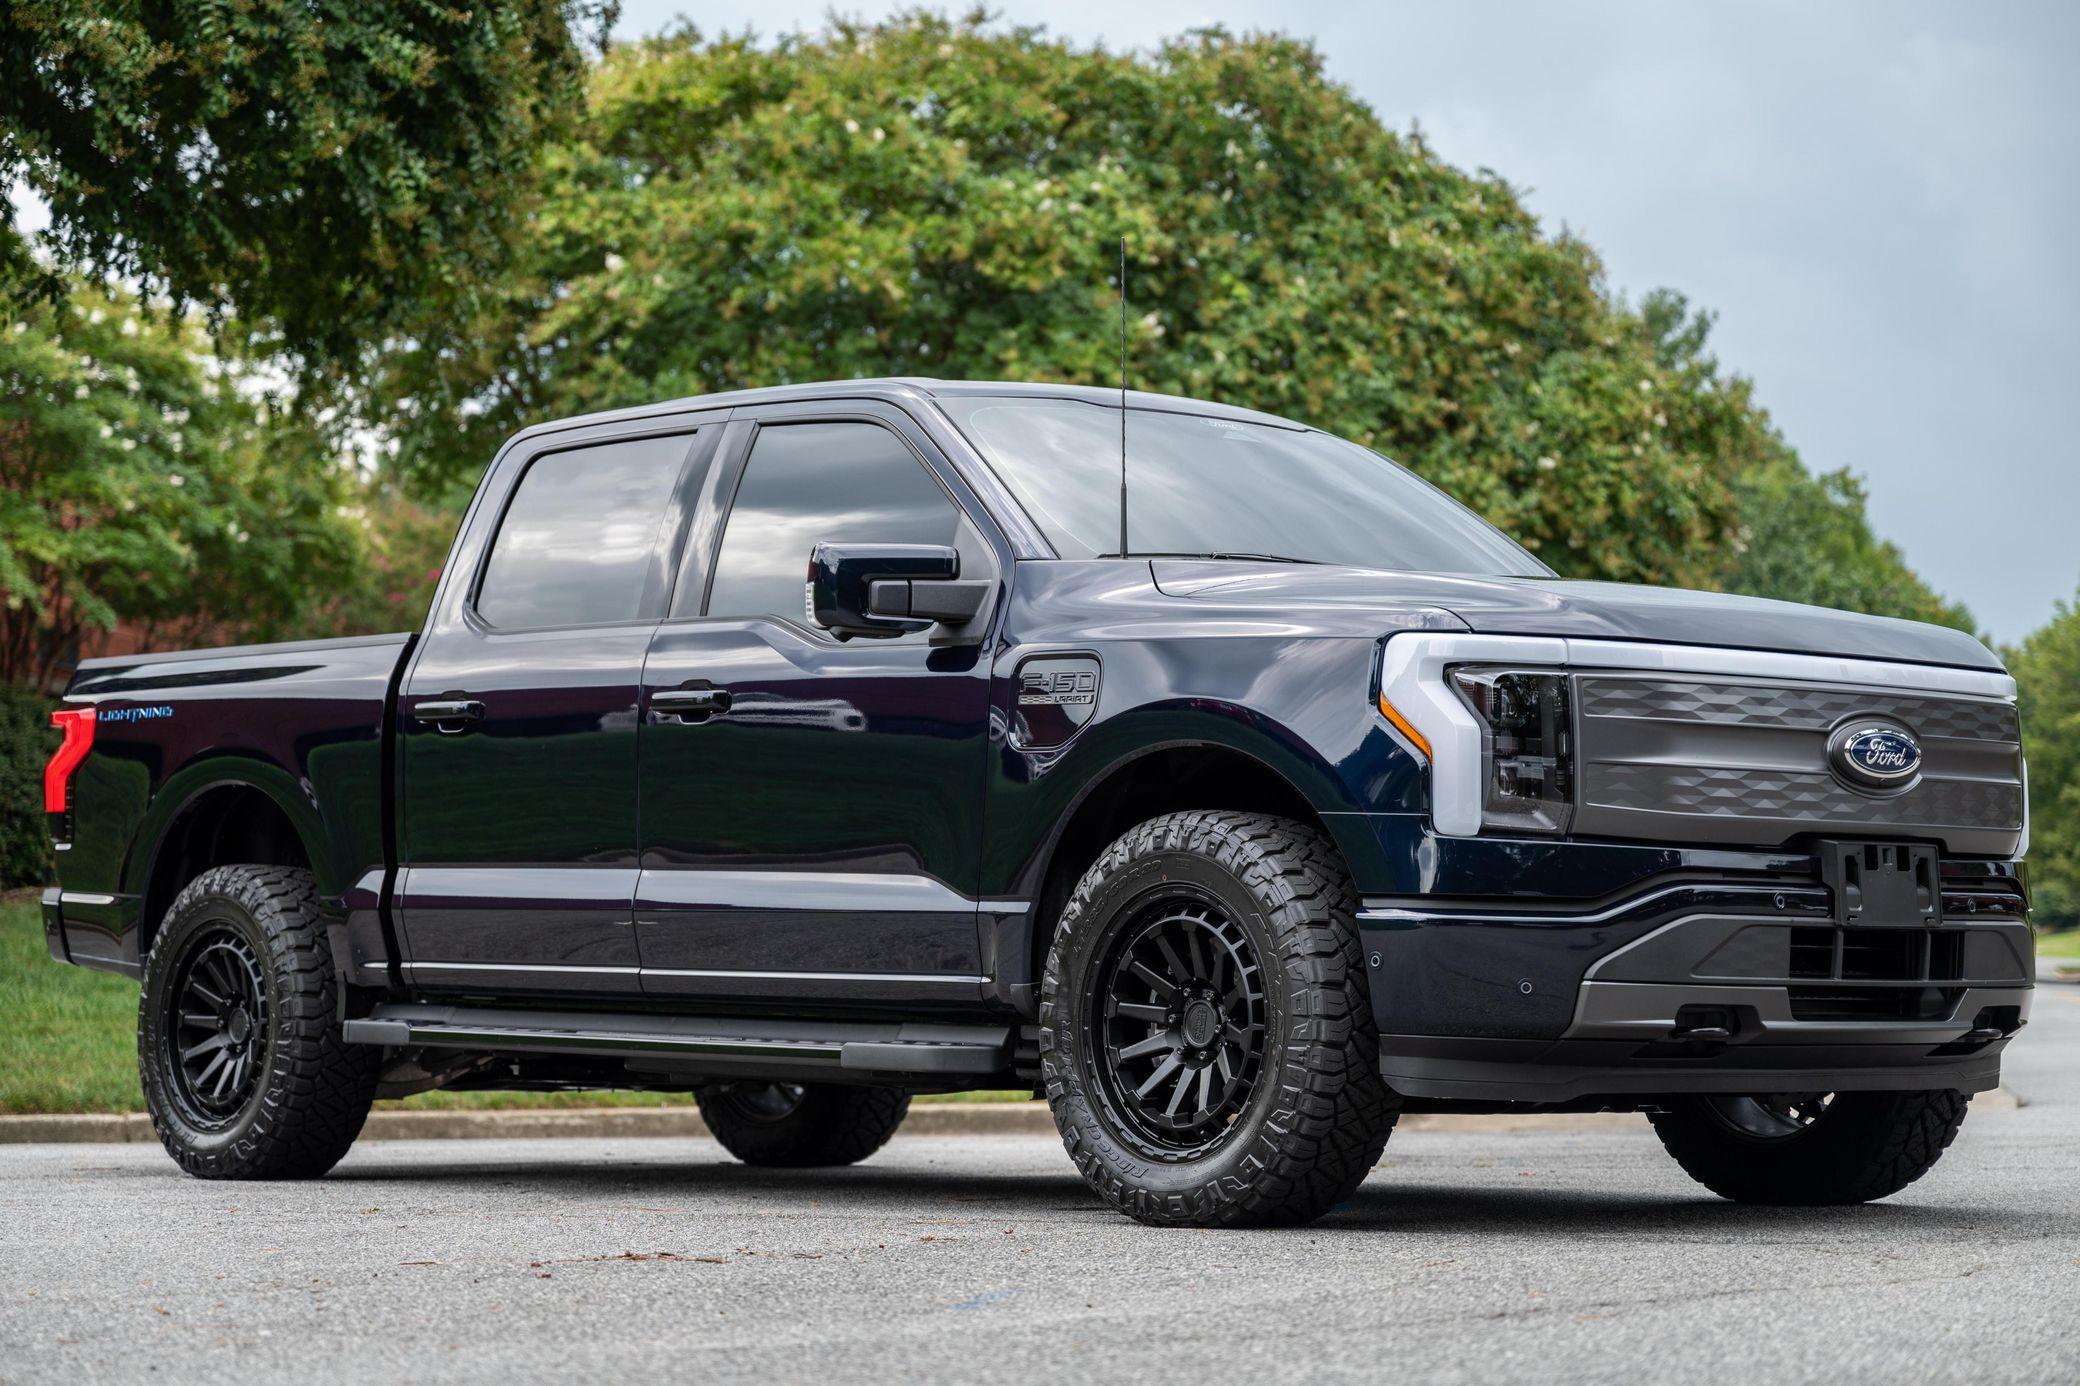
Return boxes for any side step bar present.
[342,1004,1013,1078]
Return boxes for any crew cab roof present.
[501,377,1309,451]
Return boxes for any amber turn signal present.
[1377,693,1432,761]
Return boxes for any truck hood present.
[1149,562,2004,672]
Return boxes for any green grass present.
[1,894,143,1113]
[2037,928,2080,963]
[0,895,1029,1113]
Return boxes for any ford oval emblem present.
[1829,722,1923,789]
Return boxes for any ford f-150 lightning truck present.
[38,379,2032,1226]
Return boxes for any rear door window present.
[477,434,699,629]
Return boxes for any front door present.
[396,419,721,994]
[634,405,1000,1007]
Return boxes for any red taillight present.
[44,707,96,813]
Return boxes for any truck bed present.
[48,631,416,978]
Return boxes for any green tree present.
[303,489,459,640]
[371,16,1761,588]
[1639,291,1974,631]
[0,681,50,886]
[2011,592,2080,927]
[1721,458,1975,632]
[1,1,612,371]
[0,285,359,689]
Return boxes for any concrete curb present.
[0,1089,2020,1144]
[0,1113,159,1144]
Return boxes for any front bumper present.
[1358,854,2032,1104]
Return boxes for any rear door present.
[396,416,723,995]
[633,402,1003,1007]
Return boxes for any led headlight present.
[1447,667,1575,834]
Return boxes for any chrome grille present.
[1573,674,2024,855]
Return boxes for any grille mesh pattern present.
[1577,680,2019,742]
[1590,763,2023,825]
[1575,674,2023,848]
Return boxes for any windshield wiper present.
[1119,551,1324,565]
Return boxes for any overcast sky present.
[613,1,2078,642]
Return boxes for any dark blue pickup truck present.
[40,379,2032,1225]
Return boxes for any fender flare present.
[124,755,340,910]
[1016,698,1363,905]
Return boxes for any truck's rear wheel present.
[1040,810,1399,1227]
[139,866,379,1180]
[694,1083,910,1167]
[1649,1089,1970,1204]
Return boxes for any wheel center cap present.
[226,1009,252,1046]
[1181,999,1220,1050]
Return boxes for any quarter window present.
[477,434,695,629]
[705,422,962,622]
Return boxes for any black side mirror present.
[808,543,990,640]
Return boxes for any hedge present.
[0,685,53,890]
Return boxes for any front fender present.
[984,631,1429,900]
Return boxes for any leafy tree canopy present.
[0,285,358,688]
[2011,592,2080,926]
[368,13,1967,629]
[371,15,1748,585]
[1719,458,1974,632]
[1637,293,1974,634]
[0,1,614,371]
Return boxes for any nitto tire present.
[138,865,379,1180]
[1648,1090,1971,1205]
[695,1083,911,1167]
[1040,810,1400,1227]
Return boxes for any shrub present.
[0,684,51,890]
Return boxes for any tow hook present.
[1669,1005,1741,1045]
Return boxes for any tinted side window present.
[477,434,695,629]
[705,422,961,622]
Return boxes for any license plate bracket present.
[1818,840,1941,926]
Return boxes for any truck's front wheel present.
[1649,1090,1970,1204]
[139,866,379,1180]
[1040,811,1399,1227]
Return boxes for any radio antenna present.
[1117,234,1129,558]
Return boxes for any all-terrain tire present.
[1040,810,1400,1227]
[695,1083,911,1167]
[1648,1090,1970,1204]
[139,865,379,1180]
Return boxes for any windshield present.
[937,396,1548,575]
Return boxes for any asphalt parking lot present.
[5,992,2077,1385]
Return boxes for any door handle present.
[652,686,731,719]
[410,698,485,731]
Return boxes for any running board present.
[341,1004,1013,1077]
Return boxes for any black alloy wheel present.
[706,1083,808,1124]
[139,865,379,1180]
[1649,1087,1971,1205]
[167,927,272,1126]
[1700,1092,1834,1141]
[1040,811,1400,1227]
[694,1082,911,1167]
[1088,891,1266,1158]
